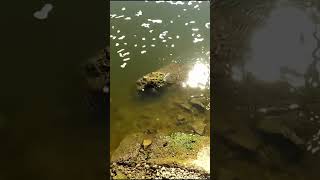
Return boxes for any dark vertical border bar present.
[2,0,110,179]
[210,0,216,178]
[106,0,111,178]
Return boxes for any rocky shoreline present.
[111,161,209,179]
[110,132,210,179]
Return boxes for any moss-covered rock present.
[111,133,144,163]
[136,63,191,94]
[110,132,210,179]
[136,71,168,92]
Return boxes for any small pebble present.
[142,139,152,149]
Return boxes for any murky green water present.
[214,0,320,179]
[110,1,210,153]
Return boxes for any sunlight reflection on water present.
[183,60,210,90]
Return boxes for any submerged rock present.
[136,72,168,92]
[136,63,190,94]
[177,102,193,112]
[176,114,186,125]
[111,133,144,163]
[189,98,207,111]
[191,120,207,135]
[224,127,262,152]
[142,138,152,149]
[257,117,305,146]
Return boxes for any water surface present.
[110,1,210,153]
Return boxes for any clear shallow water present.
[110,1,210,152]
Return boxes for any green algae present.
[168,132,200,150]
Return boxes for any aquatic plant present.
[168,132,200,150]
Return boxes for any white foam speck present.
[117,30,120,33]
[168,37,172,39]
[170,53,173,56]
[112,26,115,29]
[141,50,147,54]
[192,28,199,31]
[110,14,117,18]
[156,1,165,3]
[122,52,130,57]
[149,30,154,33]
[170,20,173,23]
[177,15,181,18]
[176,35,180,39]
[123,58,130,61]
[141,23,150,28]
[192,33,195,36]
[168,1,185,5]
[185,23,189,26]
[115,15,124,19]
[162,40,167,42]
[121,7,126,11]
[171,44,175,47]
[120,63,127,68]
[142,45,146,48]
[117,49,125,53]
[124,17,132,20]
[197,34,201,37]
[118,35,125,40]
[183,9,187,11]
[142,37,146,40]
[123,43,127,45]
[151,44,156,47]
[148,19,162,23]
[134,44,138,47]
[115,43,119,46]
[194,5,199,8]
[193,38,204,43]
[135,10,143,16]
[189,21,195,24]
[119,52,130,57]
[205,22,210,29]
[152,38,156,40]
[159,31,169,39]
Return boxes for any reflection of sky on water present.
[234,1,320,87]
